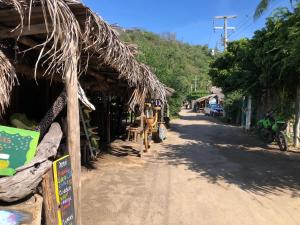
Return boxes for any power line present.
[228,13,258,39]
[234,14,250,29]
[228,15,252,38]
[229,21,254,39]
[207,19,214,47]
[215,38,222,51]
[229,2,282,40]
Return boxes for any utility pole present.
[193,76,198,92]
[214,15,237,50]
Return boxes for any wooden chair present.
[127,126,141,142]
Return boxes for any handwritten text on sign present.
[53,155,75,225]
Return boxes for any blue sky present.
[82,0,290,48]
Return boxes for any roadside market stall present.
[0,1,166,224]
[194,94,224,112]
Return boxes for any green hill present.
[120,30,212,116]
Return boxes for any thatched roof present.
[196,94,218,103]
[0,49,17,115]
[0,0,166,113]
[165,86,175,97]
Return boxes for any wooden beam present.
[0,6,45,18]
[0,23,46,51]
[87,69,118,83]
[0,3,83,19]
[18,36,42,49]
[87,69,105,81]
[0,24,49,39]
[0,23,49,52]
[5,23,123,89]
[16,64,127,93]
[65,41,81,225]
[15,64,61,82]
[42,169,59,225]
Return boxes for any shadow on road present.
[109,140,141,157]
[161,112,300,197]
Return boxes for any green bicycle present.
[257,111,288,151]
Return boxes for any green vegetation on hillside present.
[121,30,212,116]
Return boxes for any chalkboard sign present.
[53,155,75,225]
[0,125,40,176]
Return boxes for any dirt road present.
[82,109,300,225]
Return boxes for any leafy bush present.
[209,5,300,123]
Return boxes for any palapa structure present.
[0,49,17,115]
[0,0,166,114]
[0,0,167,223]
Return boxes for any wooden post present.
[107,96,111,144]
[130,111,133,124]
[139,112,144,157]
[166,103,170,118]
[245,96,252,130]
[294,86,300,147]
[240,96,246,127]
[42,169,58,225]
[65,42,81,225]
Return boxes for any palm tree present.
[254,0,298,19]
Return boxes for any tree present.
[209,39,258,123]
[254,0,299,19]
[121,30,212,117]
[211,4,300,146]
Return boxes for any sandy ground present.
[82,109,300,225]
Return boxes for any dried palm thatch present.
[79,3,167,106]
[0,49,17,114]
[0,0,166,110]
[3,0,81,79]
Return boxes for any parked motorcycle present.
[257,112,288,151]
